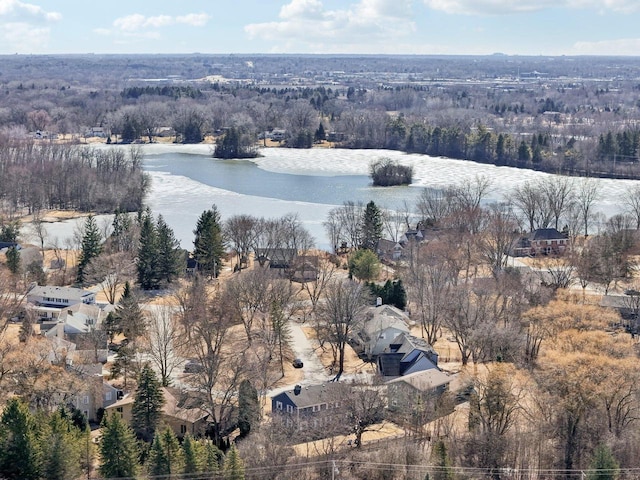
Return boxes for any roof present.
[106,387,208,424]
[530,228,567,241]
[273,383,342,409]
[57,303,107,334]
[389,333,436,357]
[28,285,95,302]
[363,305,411,338]
[386,369,453,391]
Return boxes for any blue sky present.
[1,0,639,56]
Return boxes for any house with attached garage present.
[512,228,569,257]
[377,332,440,378]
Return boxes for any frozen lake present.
[42,144,634,252]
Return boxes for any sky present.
[1,0,640,56]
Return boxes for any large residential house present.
[512,228,569,257]
[354,304,411,359]
[271,383,344,436]
[106,387,209,439]
[27,285,96,319]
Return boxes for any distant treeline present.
[120,85,203,99]
[0,137,149,215]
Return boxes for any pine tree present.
[237,379,260,438]
[148,426,184,476]
[110,344,137,388]
[0,398,41,480]
[137,210,160,289]
[114,281,145,340]
[223,444,245,480]
[182,434,203,474]
[98,413,139,479]
[132,364,165,442]
[156,214,182,284]
[204,441,223,474]
[39,410,85,480]
[5,246,20,275]
[76,215,102,284]
[360,200,383,251]
[193,206,225,278]
[430,440,454,480]
[587,445,619,480]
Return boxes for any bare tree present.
[623,184,640,230]
[84,252,136,304]
[416,187,453,226]
[323,208,344,254]
[177,276,243,445]
[144,305,183,387]
[575,178,601,237]
[404,242,454,345]
[224,214,258,272]
[540,176,574,230]
[301,255,337,314]
[477,203,521,276]
[317,279,368,380]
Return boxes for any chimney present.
[293,385,302,395]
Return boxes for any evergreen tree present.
[111,208,134,253]
[223,444,245,480]
[360,201,383,251]
[587,445,619,480]
[110,344,137,389]
[40,410,85,480]
[182,434,203,474]
[5,246,20,275]
[430,440,454,480]
[132,364,165,442]
[137,209,160,289]
[237,379,260,438]
[115,281,145,340]
[156,214,182,284]
[76,215,102,284]
[315,122,326,143]
[193,206,225,278]
[0,399,40,480]
[98,413,139,479]
[204,441,223,474]
[148,426,184,477]
[348,248,380,282]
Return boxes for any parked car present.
[292,358,304,368]
[183,360,204,374]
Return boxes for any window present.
[286,405,293,413]
[105,391,112,401]
[116,407,123,413]
[82,395,89,405]
[181,425,187,434]
[276,401,283,410]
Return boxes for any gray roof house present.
[377,333,439,378]
[271,383,344,437]
[355,305,411,359]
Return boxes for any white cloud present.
[112,12,210,32]
[0,22,50,53]
[176,13,210,27]
[0,1,60,52]
[0,0,61,21]
[245,0,416,53]
[572,37,640,55]
[422,0,640,15]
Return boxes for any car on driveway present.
[292,358,304,368]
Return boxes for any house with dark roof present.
[271,383,345,436]
[377,333,439,378]
[512,228,569,257]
